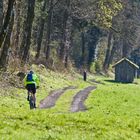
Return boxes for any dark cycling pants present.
[26,84,36,94]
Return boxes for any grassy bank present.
[0,66,140,140]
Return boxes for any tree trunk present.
[59,12,67,61]
[19,0,36,63]
[35,0,47,59]
[0,11,14,69]
[64,16,72,68]
[108,40,118,65]
[59,0,70,67]
[0,0,3,31]
[103,31,113,71]
[81,31,86,68]
[122,39,130,58]
[45,0,54,60]
[13,0,21,54]
[0,0,14,48]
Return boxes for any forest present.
[1,0,139,73]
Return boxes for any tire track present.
[70,86,96,112]
[39,86,76,109]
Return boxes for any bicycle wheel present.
[29,96,35,109]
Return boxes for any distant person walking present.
[24,70,40,108]
[83,70,87,81]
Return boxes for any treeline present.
[0,0,140,73]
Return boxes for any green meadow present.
[0,67,140,140]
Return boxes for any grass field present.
[0,66,140,140]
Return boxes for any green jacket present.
[24,73,40,87]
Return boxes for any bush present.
[90,60,102,73]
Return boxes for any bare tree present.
[0,0,3,31]
[13,0,21,53]
[35,0,47,59]
[45,0,54,60]
[0,11,14,69]
[0,0,15,48]
[59,0,71,67]
[19,0,36,63]
[103,31,113,71]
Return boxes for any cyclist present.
[24,70,40,108]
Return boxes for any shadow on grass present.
[104,79,136,84]
[104,79,118,83]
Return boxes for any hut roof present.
[112,58,139,69]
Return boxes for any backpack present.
[27,73,34,82]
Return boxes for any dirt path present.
[39,86,76,109]
[70,86,96,112]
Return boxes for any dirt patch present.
[70,86,96,112]
[39,86,76,109]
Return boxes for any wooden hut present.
[112,58,139,83]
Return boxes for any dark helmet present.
[29,70,34,74]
